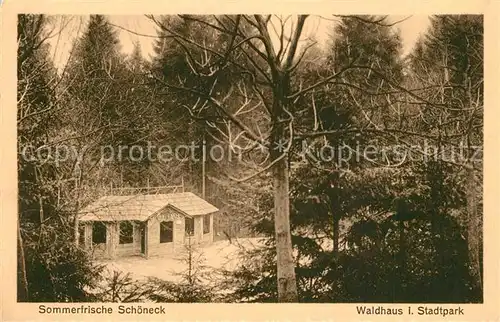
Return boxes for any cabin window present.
[160,221,173,243]
[92,222,106,244]
[203,215,210,234]
[78,225,86,246]
[185,217,194,236]
[119,221,134,244]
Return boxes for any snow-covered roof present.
[78,192,218,222]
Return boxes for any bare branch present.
[288,59,358,99]
[152,74,266,146]
[283,15,308,71]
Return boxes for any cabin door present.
[140,223,147,255]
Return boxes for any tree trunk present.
[17,220,29,301]
[333,216,339,253]
[73,177,83,245]
[464,74,482,299]
[269,70,298,302]
[396,219,406,301]
[466,166,482,298]
[272,155,298,302]
[39,196,44,223]
[330,171,341,254]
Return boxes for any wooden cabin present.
[77,192,218,259]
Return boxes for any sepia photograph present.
[15,12,484,308]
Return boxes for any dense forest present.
[17,14,483,303]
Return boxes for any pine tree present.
[61,15,147,195]
[117,42,158,185]
[64,15,128,142]
[17,14,102,302]
[408,15,483,301]
[18,13,57,301]
[149,16,208,189]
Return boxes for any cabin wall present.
[84,221,114,259]
[147,207,185,258]
[80,210,218,260]
[195,216,203,243]
[114,222,142,258]
[201,213,214,244]
[82,221,142,260]
[79,222,91,248]
[183,213,215,245]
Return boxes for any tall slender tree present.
[408,15,483,299]
[17,14,102,302]
[145,14,416,301]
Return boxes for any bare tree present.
[114,14,482,302]
[140,14,400,302]
[405,15,483,295]
[139,14,325,301]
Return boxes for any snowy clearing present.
[96,237,268,282]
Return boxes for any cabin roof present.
[78,192,218,222]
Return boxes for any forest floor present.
[97,237,267,282]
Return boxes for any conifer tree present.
[408,15,483,300]
[17,14,101,302]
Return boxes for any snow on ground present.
[96,235,338,284]
[96,237,268,282]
